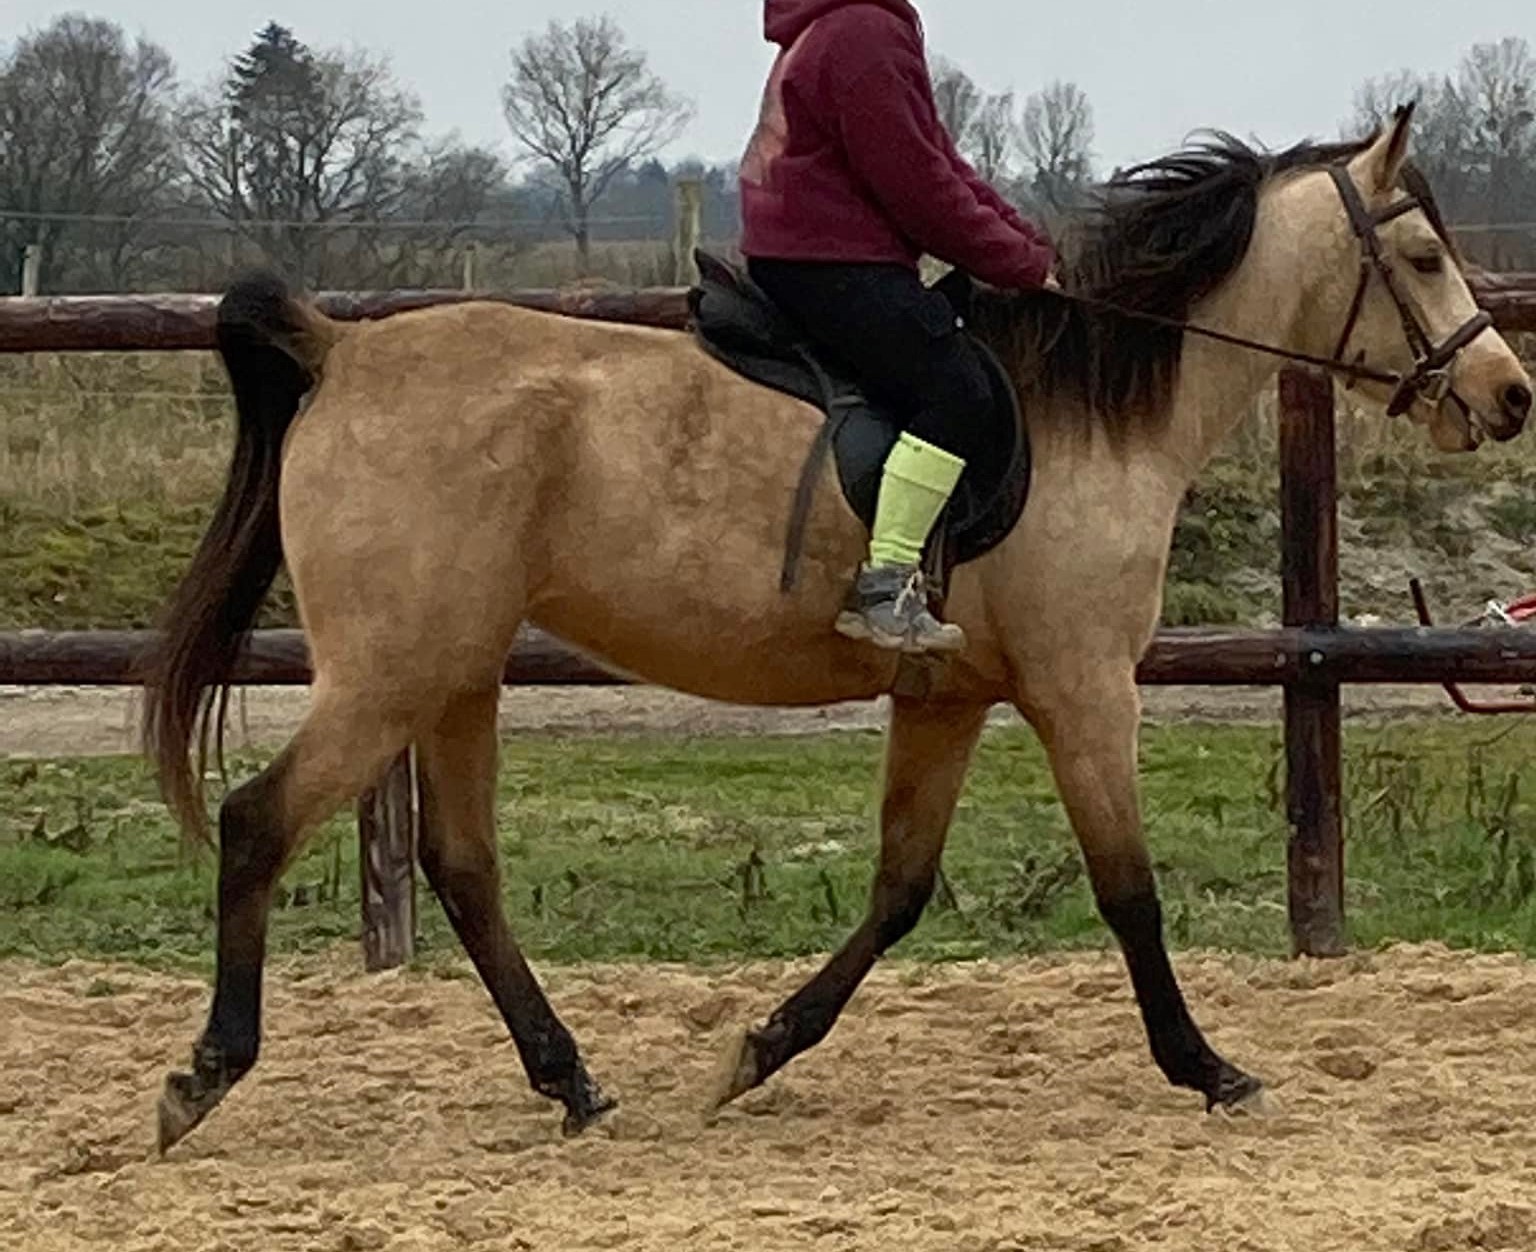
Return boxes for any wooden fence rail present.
[3,274,1536,966]
[0,289,694,353]
[7,625,1536,688]
[1,271,1532,354]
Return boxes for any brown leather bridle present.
[1325,164,1493,420]
[1054,161,1494,422]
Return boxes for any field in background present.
[4,721,1536,970]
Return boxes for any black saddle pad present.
[686,250,1030,589]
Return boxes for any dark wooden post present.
[358,749,418,971]
[1279,368,1346,958]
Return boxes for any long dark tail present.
[142,272,336,846]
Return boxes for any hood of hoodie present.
[763,0,919,47]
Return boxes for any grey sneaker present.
[834,564,967,654]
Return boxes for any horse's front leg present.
[710,696,990,1108]
[1026,664,1263,1111]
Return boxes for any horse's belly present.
[528,598,897,707]
[527,550,1011,709]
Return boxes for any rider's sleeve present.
[939,128,1053,251]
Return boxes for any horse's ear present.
[1360,101,1416,193]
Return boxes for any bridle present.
[1051,161,1494,423]
[1324,164,1491,420]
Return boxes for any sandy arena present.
[3,944,1535,1251]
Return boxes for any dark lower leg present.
[159,760,290,1153]
[715,700,985,1105]
[417,717,610,1134]
[722,871,931,1097]
[1096,872,1260,1109]
[421,847,612,1132]
[1039,680,1260,1113]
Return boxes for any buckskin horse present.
[145,108,1532,1152]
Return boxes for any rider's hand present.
[1043,271,1063,291]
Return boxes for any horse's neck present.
[1153,186,1336,489]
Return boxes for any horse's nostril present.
[1504,382,1534,422]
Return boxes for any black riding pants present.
[746,259,990,464]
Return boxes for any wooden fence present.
[2,274,1535,966]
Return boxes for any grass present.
[4,720,1536,972]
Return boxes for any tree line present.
[1350,38,1536,267]
[0,15,722,293]
[932,38,1536,268]
[3,14,1534,295]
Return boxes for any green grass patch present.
[4,720,1536,971]
[0,499,297,629]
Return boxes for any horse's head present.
[1306,105,1531,452]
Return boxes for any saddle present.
[686,250,1032,599]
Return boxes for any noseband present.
[1325,164,1492,418]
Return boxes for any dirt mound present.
[3,944,1536,1251]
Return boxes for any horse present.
[144,107,1531,1153]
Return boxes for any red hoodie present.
[739,0,1055,289]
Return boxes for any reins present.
[1026,160,1492,413]
[1040,288,1403,389]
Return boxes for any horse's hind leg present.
[416,687,613,1135]
[1028,665,1262,1111]
[712,697,988,1107]
[158,685,417,1153]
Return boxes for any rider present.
[740,0,1057,654]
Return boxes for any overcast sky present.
[9,1,1535,174]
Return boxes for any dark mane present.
[965,132,1447,440]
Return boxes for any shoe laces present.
[893,569,926,616]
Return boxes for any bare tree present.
[1350,40,1536,262]
[1458,37,1536,251]
[180,23,426,285]
[374,141,515,286]
[929,55,1023,188]
[502,16,692,267]
[1352,71,1480,221]
[930,55,982,146]
[1021,81,1095,217]
[0,15,179,292]
[969,91,1019,184]
[1352,69,1432,132]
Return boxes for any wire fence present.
[1,221,687,298]
[0,207,673,231]
[5,211,1535,298]
[0,182,743,296]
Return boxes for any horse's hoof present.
[156,1070,231,1155]
[704,1024,762,1112]
[1206,1068,1267,1116]
[560,1072,617,1138]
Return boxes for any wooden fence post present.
[358,748,418,971]
[21,243,42,297]
[1279,367,1346,958]
[461,242,479,293]
[673,179,703,287]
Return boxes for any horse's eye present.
[1409,253,1443,276]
